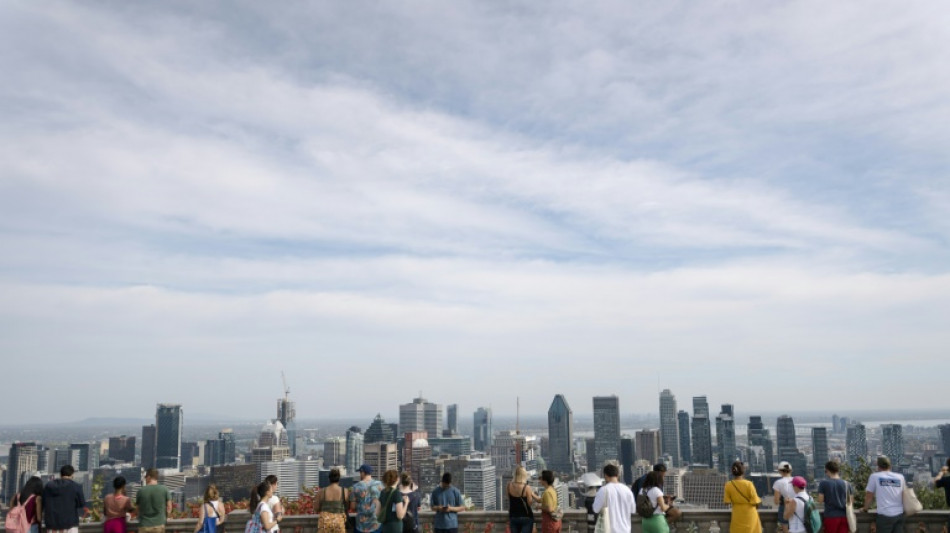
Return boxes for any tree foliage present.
[840,457,872,509]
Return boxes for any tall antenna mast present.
[516,396,520,435]
[281,371,290,401]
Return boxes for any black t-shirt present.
[936,476,950,508]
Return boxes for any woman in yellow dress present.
[724,461,762,533]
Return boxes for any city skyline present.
[2,2,950,424]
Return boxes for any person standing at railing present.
[136,469,172,533]
[773,462,795,533]
[431,473,463,533]
[817,461,853,533]
[861,456,905,533]
[539,470,561,533]
[315,468,348,533]
[591,464,634,533]
[507,466,537,533]
[103,476,134,533]
[935,459,950,533]
[724,461,761,533]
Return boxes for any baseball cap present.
[791,476,807,489]
[778,461,792,472]
[358,464,373,474]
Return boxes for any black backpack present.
[402,490,419,533]
[635,490,655,519]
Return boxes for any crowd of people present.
[6,455,949,533]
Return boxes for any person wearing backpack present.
[637,471,671,533]
[398,472,420,533]
[7,476,43,533]
[785,477,819,533]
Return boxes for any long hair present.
[643,471,664,491]
[249,481,270,511]
[15,477,43,506]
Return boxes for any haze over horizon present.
[2,2,949,425]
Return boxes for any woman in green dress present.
[378,470,409,533]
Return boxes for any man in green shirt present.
[136,469,172,533]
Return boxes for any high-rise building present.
[4,442,38,503]
[345,426,364,474]
[446,404,459,436]
[775,415,805,474]
[141,424,157,470]
[846,424,868,468]
[678,411,691,464]
[681,468,728,509]
[547,394,575,475]
[635,429,661,465]
[491,431,539,473]
[181,442,200,468]
[939,424,950,456]
[811,427,829,480]
[324,437,345,467]
[747,416,774,472]
[70,443,99,472]
[252,420,291,464]
[832,415,841,434]
[428,436,473,457]
[277,395,297,457]
[715,406,737,473]
[620,437,636,484]
[259,459,321,501]
[204,438,226,467]
[211,464,257,502]
[659,390,681,466]
[463,456,497,511]
[881,424,903,465]
[363,442,398,475]
[155,404,183,470]
[108,436,136,463]
[365,414,397,444]
[592,396,621,469]
[473,407,493,452]
[400,397,442,437]
[691,397,713,467]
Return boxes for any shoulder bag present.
[593,486,611,533]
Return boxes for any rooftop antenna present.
[281,371,290,400]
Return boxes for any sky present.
[1,1,949,426]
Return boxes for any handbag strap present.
[731,481,753,504]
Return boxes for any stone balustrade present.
[77,509,949,533]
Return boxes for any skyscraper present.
[141,424,157,470]
[109,436,136,463]
[219,429,236,464]
[776,415,806,475]
[620,437,636,484]
[365,414,397,444]
[715,406,737,473]
[691,396,713,467]
[635,429,661,465]
[846,424,867,468]
[812,427,829,479]
[678,410,691,464]
[593,396,621,469]
[277,394,297,457]
[4,442,37,503]
[400,396,443,437]
[155,403,183,470]
[659,390,681,466]
[463,456,497,511]
[881,424,903,465]
[747,416,774,472]
[363,442,398,475]
[345,426,364,474]
[473,407,493,452]
[68,443,97,472]
[446,404,459,436]
[547,394,575,475]
[939,424,950,455]
[324,437,345,467]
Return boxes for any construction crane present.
[281,371,291,400]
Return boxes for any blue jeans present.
[510,517,534,533]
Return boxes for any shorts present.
[777,502,788,525]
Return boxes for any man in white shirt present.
[592,464,635,533]
[862,456,905,533]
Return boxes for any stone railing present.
[77,509,949,533]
